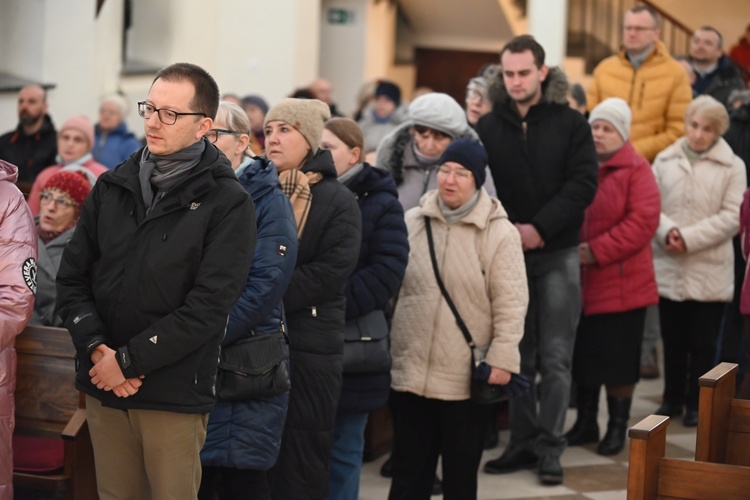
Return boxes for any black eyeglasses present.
[138,101,206,125]
[205,128,242,143]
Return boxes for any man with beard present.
[0,84,57,184]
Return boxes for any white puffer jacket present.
[652,137,746,302]
[390,189,528,401]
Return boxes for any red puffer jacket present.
[0,160,37,499]
[580,142,660,315]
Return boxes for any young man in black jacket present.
[477,35,598,486]
[56,63,256,499]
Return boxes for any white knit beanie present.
[408,93,468,138]
[589,97,632,141]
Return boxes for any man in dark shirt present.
[0,84,57,184]
[689,26,745,108]
[477,35,598,486]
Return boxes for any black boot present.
[565,386,600,446]
[597,396,631,456]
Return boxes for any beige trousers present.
[86,395,208,500]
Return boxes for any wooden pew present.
[695,362,750,466]
[627,415,750,500]
[13,324,98,499]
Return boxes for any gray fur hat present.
[264,98,331,154]
[408,93,468,139]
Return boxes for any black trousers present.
[388,390,489,500]
[199,466,271,500]
[659,298,725,411]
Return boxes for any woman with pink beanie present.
[27,115,107,215]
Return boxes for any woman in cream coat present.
[652,95,746,427]
[388,138,528,500]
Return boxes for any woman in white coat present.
[651,95,746,427]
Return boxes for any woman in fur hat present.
[374,92,495,211]
[262,98,362,500]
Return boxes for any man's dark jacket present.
[692,54,746,107]
[476,66,598,253]
[269,149,362,500]
[0,115,57,183]
[56,139,256,414]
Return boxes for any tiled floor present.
[358,369,697,499]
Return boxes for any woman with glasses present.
[375,92,495,211]
[261,98,362,499]
[198,102,297,500]
[388,138,527,500]
[27,115,107,215]
[465,65,497,127]
[30,170,91,326]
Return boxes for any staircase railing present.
[567,0,693,74]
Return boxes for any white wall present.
[0,0,324,137]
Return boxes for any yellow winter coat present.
[587,40,693,162]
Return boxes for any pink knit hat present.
[58,115,95,150]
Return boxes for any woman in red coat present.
[566,98,660,455]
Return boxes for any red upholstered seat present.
[12,435,64,473]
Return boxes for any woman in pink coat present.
[0,160,37,500]
[566,98,660,456]
[27,115,107,215]
[737,190,750,399]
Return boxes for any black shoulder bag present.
[216,308,291,401]
[424,216,527,404]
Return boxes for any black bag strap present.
[424,216,476,351]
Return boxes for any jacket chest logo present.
[189,202,201,210]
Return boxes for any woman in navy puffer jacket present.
[321,118,409,500]
[199,102,297,500]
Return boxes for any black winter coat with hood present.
[476,66,598,253]
[269,149,362,500]
[56,140,256,414]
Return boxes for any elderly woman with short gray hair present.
[651,95,746,427]
[93,93,142,168]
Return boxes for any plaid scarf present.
[279,169,323,238]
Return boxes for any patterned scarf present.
[278,169,323,239]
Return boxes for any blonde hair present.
[685,95,730,136]
[215,101,252,135]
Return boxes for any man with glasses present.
[56,62,256,499]
[587,5,692,162]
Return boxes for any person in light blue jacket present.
[92,93,143,169]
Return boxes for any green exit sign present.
[328,8,356,25]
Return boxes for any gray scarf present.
[139,140,206,212]
[337,162,364,187]
[438,190,480,225]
